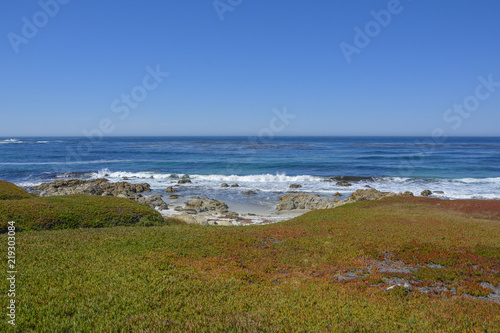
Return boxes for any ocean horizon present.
[1,136,499,208]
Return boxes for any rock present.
[334,192,341,197]
[434,191,444,194]
[244,190,257,195]
[398,191,414,197]
[276,193,340,211]
[117,194,129,199]
[184,209,198,215]
[123,177,129,180]
[289,184,302,189]
[169,194,182,199]
[230,184,239,188]
[137,195,168,210]
[178,179,192,184]
[174,206,184,212]
[31,179,151,197]
[336,180,352,187]
[364,185,372,188]
[421,190,432,197]
[348,188,396,202]
[221,183,229,188]
[165,186,177,193]
[184,197,229,213]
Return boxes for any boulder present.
[165,186,177,193]
[421,190,432,197]
[31,179,151,197]
[221,183,229,188]
[398,191,414,197]
[184,197,229,213]
[336,180,352,187]
[434,191,444,194]
[334,192,341,197]
[169,194,182,199]
[347,188,396,202]
[276,193,340,211]
[230,184,239,188]
[244,190,257,195]
[289,184,302,189]
[178,179,192,184]
[137,195,168,210]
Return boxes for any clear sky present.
[1,0,499,137]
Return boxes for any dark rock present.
[421,190,432,196]
[289,184,302,189]
[336,180,352,187]
[244,190,257,195]
[169,194,182,199]
[334,192,341,197]
[398,191,414,197]
[178,179,192,184]
[230,184,239,187]
[221,183,229,188]
[434,191,444,194]
[165,186,177,193]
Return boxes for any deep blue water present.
[1,136,499,200]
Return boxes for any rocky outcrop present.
[221,183,229,188]
[32,179,151,197]
[347,188,396,202]
[276,193,340,211]
[165,186,177,193]
[184,197,229,213]
[244,190,257,195]
[398,191,414,197]
[230,184,239,188]
[336,180,352,187]
[421,190,432,196]
[137,195,169,211]
[289,184,302,189]
[30,179,169,210]
[178,179,192,184]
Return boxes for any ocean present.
[1,136,499,211]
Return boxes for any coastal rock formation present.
[347,188,396,202]
[32,179,151,197]
[289,184,302,189]
[165,186,177,193]
[178,179,192,184]
[244,190,257,195]
[398,191,414,197]
[30,179,169,210]
[421,190,432,196]
[221,183,229,188]
[137,195,169,211]
[336,180,352,187]
[334,192,341,197]
[231,184,239,187]
[276,193,340,211]
[184,197,229,213]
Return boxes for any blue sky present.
[1,0,499,136]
